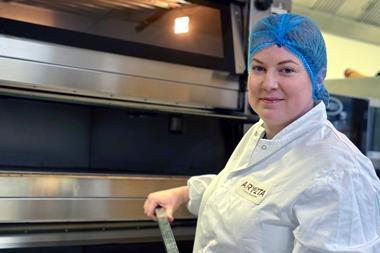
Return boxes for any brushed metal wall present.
[0,36,240,110]
[0,173,192,222]
[0,173,195,249]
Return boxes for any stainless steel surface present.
[0,223,195,249]
[0,35,236,90]
[0,35,240,110]
[0,85,250,120]
[0,173,193,222]
[1,199,152,222]
[231,3,246,74]
[325,78,380,101]
[0,87,247,122]
[0,173,195,248]
[293,0,380,46]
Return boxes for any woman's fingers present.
[166,208,174,223]
[143,195,160,220]
[143,186,189,222]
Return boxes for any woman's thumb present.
[166,208,174,223]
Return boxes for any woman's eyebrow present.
[252,58,299,65]
[252,58,263,64]
[278,60,298,65]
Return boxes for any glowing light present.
[174,16,189,34]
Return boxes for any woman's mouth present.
[260,97,284,103]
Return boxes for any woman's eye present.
[280,67,295,74]
[252,66,265,72]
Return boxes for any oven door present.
[0,0,245,73]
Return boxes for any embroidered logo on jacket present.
[235,178,269,205]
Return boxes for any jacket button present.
[261,145,267,150]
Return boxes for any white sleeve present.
[186,174,217,216]
[292,158,380,253]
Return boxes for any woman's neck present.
[263,124,283,139]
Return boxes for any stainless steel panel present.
[0,36,239,90]
[0,225,195,249]
[0,199,191,222]
[325,77,380,101]
[0,35,240,110]
[0,174,186,197]
[0,173,193,222]
[0,85,249,119]
[231,4,246,74]
[0,56,239,110]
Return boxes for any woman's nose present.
[262,73,278,90]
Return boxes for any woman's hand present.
[143,186,189,222]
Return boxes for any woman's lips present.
[260,97,284,103]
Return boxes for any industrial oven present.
[0,0,294,252]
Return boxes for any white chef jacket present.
[187,102,380,253]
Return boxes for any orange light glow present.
[174,16,189,34]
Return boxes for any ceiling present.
[292,0,380,46]
[293,0,380,26]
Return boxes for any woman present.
[144,13,380,252]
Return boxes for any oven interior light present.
[174,16,189,34]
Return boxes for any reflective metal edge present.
[0,85,252,120]
[231,3,246,74]
[0,225,195,249]
[0,173,194,222]
[0,56,239,110]
[325,78,380,101]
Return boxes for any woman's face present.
[248,45,314,131]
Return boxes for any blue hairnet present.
[248,13,329,105]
